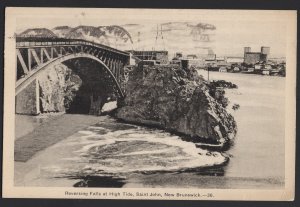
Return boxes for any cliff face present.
[116,65,237,145]
[38,64,82,113]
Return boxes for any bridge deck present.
[16,37,130,56]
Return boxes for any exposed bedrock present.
[37,59,117,115]
[116,65,237,146]
[38,64,82,113]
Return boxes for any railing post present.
[28,48,31,71]
[114,60,118,82]
[41,48,43,64]
[111,59,115,77]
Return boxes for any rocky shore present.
[116,65,237,148]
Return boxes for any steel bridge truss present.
[16,40,130,97]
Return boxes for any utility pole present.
[154,24,165,51]
[207,67,210,83]
[137,31,140,50]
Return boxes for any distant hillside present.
[19,28,57,37]
[65,26,105,39]
[105,25,133,44]
[122,21,217,56]
[18,25,134,49]
[52,26,73,37]
[18,22,217,56]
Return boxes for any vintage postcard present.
[2,8,296,200]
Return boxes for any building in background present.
[244,46,270,65]
[187,54,198,59]
[175,52,183,59]
[126,50,169,64]
[226,56,244,64]
[268,57,286,64]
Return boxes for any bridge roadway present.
[15,37,130,115]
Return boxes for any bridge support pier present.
[15,79,40,115]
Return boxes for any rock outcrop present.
[116,65,237,146]
[38,64,82,113]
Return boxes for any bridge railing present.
[16,37,129,56]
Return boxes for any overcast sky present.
[15,9,294,58]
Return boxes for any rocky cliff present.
[116,65,237,146]
[38,64,82,113]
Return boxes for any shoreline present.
[15,109,233,163]
[114,116,233,151]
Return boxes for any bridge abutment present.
[15,79,40,115]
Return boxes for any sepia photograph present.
[2,8,296,200]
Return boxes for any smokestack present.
[261,46,270,55]
[244,47,251,58]
[244,47,251,53]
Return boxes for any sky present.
[15,8,295,58]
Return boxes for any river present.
[15,71,285,189]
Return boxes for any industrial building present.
[175,52,183,59]
[186,54,198,59]
[126,50,169,64]
[244,46,270,65]
[226,57,244,64]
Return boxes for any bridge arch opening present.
[16,55,125,116]
[60,57,122,115]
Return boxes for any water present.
[15,71,285,189]
[198,70,285,180]
[15,114,54,139]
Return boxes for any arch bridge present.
[15,37,130,115]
